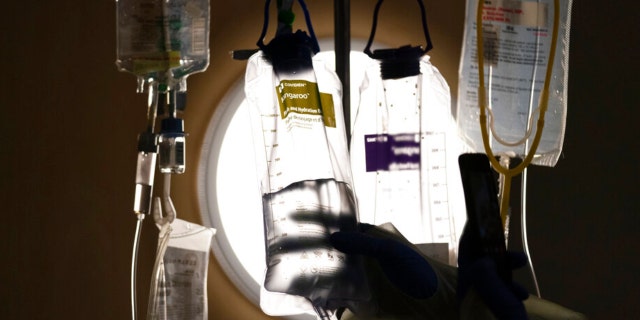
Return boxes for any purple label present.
[364,133,421,172]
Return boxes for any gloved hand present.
[330,223,438,299]
[330,223,460,319]
[457,228,530,320]
[331,223,584,320]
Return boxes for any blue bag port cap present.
[160,117,184,134]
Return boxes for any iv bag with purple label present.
[350,51,466,266]
[350,0,466,266]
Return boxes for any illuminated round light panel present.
[198,43,370,319]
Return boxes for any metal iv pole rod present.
[335,0,351,147]
[277,0,294,34]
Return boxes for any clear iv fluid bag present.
[351,55,466,265]
[115,0,210,91]
[245,50,368,313]
[147,219,215,320]
[259,67,363,302]
[262,179,363,302]
[457,0,572,167]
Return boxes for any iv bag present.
[243,1,368,317]
[147,218,215,320]
[350,52,466,266]
[244,44,368,319]
[115,0,210,92]
[457,0,572,167]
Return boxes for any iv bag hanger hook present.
[152,174,177,228]
[363,0,434,56]
[257,0,320,53]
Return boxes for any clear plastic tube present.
[147,174,177,320]
[312,303,334,320]
[147,221,172,320]
[131,214,145,320]
[161,174,177,222]
[133,151,157,215]
[521,168,541,297]
[497,154,512,243]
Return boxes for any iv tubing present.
[312,303,333,320]
[146,82,160,133]
[131,81,161,320]
[154,173,177,227]
[148,174,176,320]
[487,107,541,147]
[162,173,177,223]
[521,167,542,297]
[147,218,172,319]
[131,214,144,320]
[497,155,512,244]
[476,0,560,226]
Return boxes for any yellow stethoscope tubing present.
[476,0,560,226]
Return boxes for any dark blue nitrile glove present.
[458,230,530,319]
[330,223,438,299]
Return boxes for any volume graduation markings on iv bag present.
[369,74,457,249]
[260,112,283,189]
[422,132,453,244]
[262,179,358,297]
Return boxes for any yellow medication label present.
[276,80,336,128]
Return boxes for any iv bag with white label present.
[350,50,466,266]
[147,218,215,320]
[457,0,572,167]
[115,0,210,92]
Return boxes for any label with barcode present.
[191,18,206,55]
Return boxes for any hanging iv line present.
[131,81,161,320]
[116,0,210,316]
[476,0,560,226]
[486,106,541,147]
[476,0,561,298]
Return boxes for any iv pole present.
[334,0,351,147]
[277,0,352,146]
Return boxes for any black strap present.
[363,0,434,57]
[257,0,320,54]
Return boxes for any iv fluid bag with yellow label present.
[244,45,368,317]
[457,0,572,167]
[115,0,210,91]
[350,52,467,266]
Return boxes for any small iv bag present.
[147,218,215,320]
[456,0,572,167]
[115,0,210,92]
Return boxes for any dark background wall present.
[2,0,637,319]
